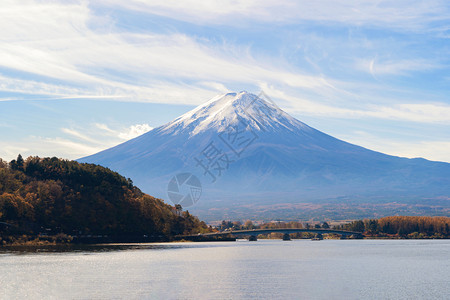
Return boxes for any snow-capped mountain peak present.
[162,91,307,135]
[80,91,450,221]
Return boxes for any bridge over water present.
[183,228,364,241]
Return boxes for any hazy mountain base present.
[188,197,450,222]
[136,171,450,222]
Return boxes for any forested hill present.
[0,155,209,240]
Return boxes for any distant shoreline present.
[1,234,449,248]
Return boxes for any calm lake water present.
[1,239,449,299]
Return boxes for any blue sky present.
[1,0,449,162]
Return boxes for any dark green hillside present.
[0,155,209,241]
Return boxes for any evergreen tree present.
[16,154,24,170]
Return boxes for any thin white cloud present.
[0,137,103,161]
[397,141,450,163]
[42,137,105,159]
[118,124,153,140]
[0,144,30,161]
[0,122,155,161]
[0,75,90,98]
[371,103,450,123]
[61,128,100,144]
[102,0,450,31]
[263,85,450,124]
[0,0,345,105]
[96,123,153,140]
[57,123,154,158]
[340,131,450,163]
[357,58,440,76]
[95,123,117,135]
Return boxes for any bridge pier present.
[282,233,291,241]
[351,234,363,239]
[248,235,257,241]
[312,233,323,240]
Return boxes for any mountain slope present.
[80,92,450,220]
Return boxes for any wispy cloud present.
[101,0,450,33]
[0,122,156,161]
[356,58,441,76]
[0,144,30,161]
[1,1,448,109]
[1,0,449,162]
[118,124,153,140]
[340,131,450,163]
[42,137,105,159]
[371,103,450,123]
[261,85,450,124]
[95,123,117,135]
[0,137,103,161]
[61,128,100,144]
[0,1,332,104]
[96,123,153,140]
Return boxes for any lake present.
[1,239,449,299]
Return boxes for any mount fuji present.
[80,92,450,221]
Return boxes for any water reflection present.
[0,243,189,254]
[0,240,449,299]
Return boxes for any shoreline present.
[1,235,449,248]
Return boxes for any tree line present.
[335,216,449,238]
[0,155,210,244]
[217,217,449,239]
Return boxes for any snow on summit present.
[162,91,307,135]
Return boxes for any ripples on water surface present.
[1,239,449,299]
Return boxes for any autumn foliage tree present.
[337,216,449,238]
[0,156,209,239]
